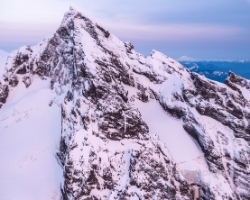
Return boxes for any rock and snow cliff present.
[1,7,250,200]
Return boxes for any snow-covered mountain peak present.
[1,8,250,200]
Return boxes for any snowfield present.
[135,99,206,171]
[0,77,63,200]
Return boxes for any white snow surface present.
[135,99,206,171]
[0,77,63,200]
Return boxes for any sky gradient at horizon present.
[0,0,249,60]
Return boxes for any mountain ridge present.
[177,55,250,62]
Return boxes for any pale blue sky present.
[0,0,249,59]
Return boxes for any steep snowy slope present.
[1,7,250,200]
[0,75,63,199]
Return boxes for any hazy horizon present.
[1,0,250,60]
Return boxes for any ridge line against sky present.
[0,0,250,60]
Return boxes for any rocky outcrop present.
[0,83,8,106]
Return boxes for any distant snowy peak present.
[177,55,199,62]
[181,59,250,83]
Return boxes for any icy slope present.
[1,7,250,200]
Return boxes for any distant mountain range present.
[177,55,250,63]
[179,59,250,83]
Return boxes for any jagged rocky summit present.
[1,7,250,200]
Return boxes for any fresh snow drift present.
[0,7,250,200]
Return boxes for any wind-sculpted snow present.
[1,7,250,200]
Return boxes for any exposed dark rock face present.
[182,73,250,198]
[9,75,19,87]
[1,7,250,200]
[14,52,29,67]
[16,65,27,74]
[133,65,166,84]
[189,73,249,136]
[0,84,9,105]
[227,71,250,90]
[182,111,224,173]
[22,76,31,88]
[96,24,110,38]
